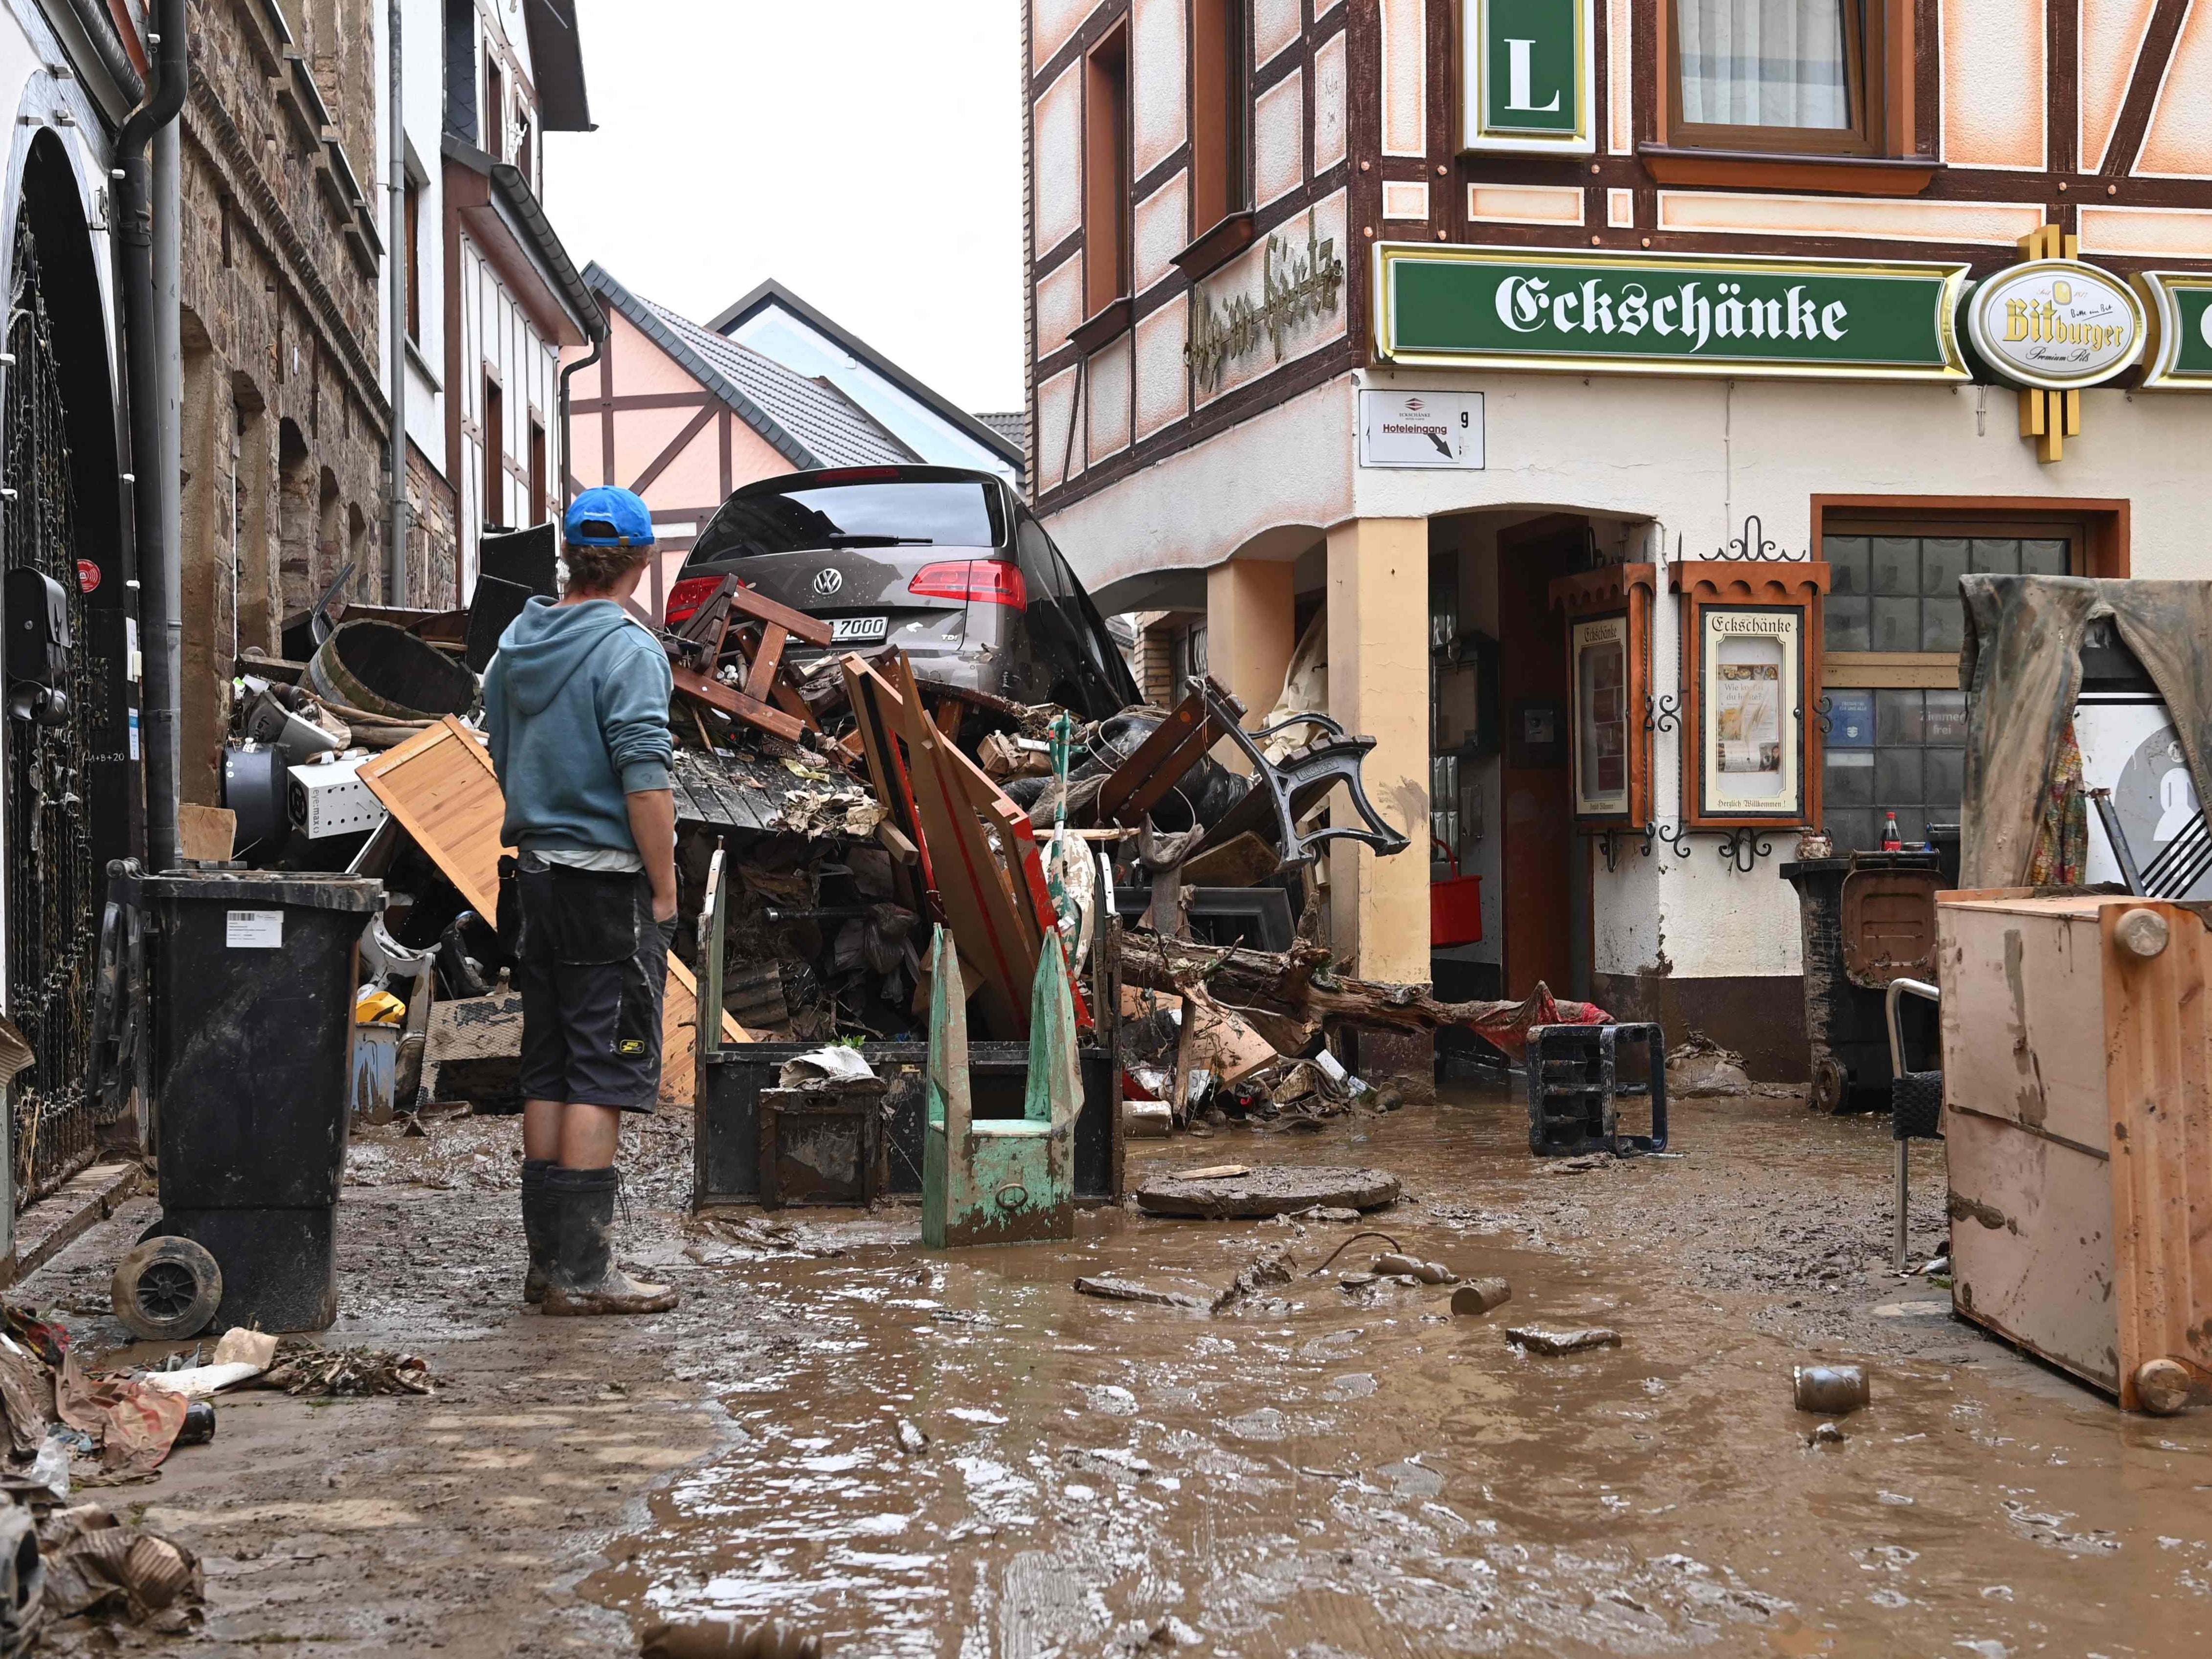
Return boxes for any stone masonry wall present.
[174,0,392,805]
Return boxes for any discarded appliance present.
[1939,889,2212,1413]
[115,865,385,1336]
[1524,1021,1668,1157]
[922,926,1077,1248]
[220,743,290,854]
[288,754,389,840]
[757,1078,888,1209]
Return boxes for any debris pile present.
[209,552,1606,1148]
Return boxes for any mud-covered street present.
[21,1090,2208,1657]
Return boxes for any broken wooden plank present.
[889,652,1037,1039]
[357,716,753,1081]
[672,662,805,743]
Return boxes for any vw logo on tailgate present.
[811,568,844,598]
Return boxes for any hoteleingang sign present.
[1373,243,1973,381]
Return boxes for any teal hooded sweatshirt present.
[483,596,674,857]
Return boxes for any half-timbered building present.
[1023,0,2212,1080]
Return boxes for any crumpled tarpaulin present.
[1959,575,2212,889]
[1467,983,1610,1060]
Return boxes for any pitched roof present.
[706,278,1026,474]
[522,0,592,132]
[581,264,916,471]
[973,411,1026,451]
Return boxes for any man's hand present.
[625,788,679,925]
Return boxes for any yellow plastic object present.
[355,986,405,1026]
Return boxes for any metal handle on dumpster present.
[1886,976,1941,1274]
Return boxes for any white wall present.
[455,237,561,597]
[1046,361,2212,985]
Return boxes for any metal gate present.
[4,211,109,1204]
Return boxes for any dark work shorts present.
[514,865,675,1113]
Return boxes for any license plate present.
[830,615,889,642]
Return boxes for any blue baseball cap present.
[564,486,656,548]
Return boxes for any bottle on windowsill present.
[1881,811,1903,852]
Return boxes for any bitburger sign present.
[1964,259,2145,390]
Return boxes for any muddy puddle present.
[588,1093,2212,1657]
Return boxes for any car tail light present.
[664,575,727,625]
[909,560,1026,607]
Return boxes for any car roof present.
[723,464,1008,500]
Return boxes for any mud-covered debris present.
[1140,1614,1205,1648]
[1289,1206,1361,1224]
[262,1347,432,1397]
[1451,1277,1513,1316]
[1138,1165,1401,1219]
[1793,1364,1870,1415]
[1181,1164,1250,1181]
[1667,1030,1751,1097]
[37,1500,204,1632]
[1338,1272,1378,1290]
[1507,1326,1623,1355]
[1543,1154,1610,1175]
[1372,1253,1457,1285]
[639,1616,822,1659]
[1809,1421,1848,1446]
[894,1416,929,1454]
[1210,1247,1298,1315]
[1074,1277,1208,1310]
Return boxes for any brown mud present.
[20,1089,2212,1657]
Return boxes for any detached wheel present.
[112,1237,223,1342]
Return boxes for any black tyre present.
[112,1237,223,1342]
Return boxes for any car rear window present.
[687,480,1004,565]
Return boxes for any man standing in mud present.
[485,485,681,1316]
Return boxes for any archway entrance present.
[4,135,128,1202]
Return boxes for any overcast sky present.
[541,0,1027,415]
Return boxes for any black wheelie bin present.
[114,867,383,1338]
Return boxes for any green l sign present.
[1374,244,1972,381]
[2132,271,2212,389]
[1463,0,1591,154]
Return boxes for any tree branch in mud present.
[1117,931,1600,1046]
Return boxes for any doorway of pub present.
[1430,511,1624,1047]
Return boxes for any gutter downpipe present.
[115,0,186,873]
[556,323,603,520]
[385,0,408,605]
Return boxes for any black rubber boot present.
[542,1166,678,1317]
[521,1157,557,1305]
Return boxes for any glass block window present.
[1824,532,2069,655]
[1823,690,1967,850]
[1822,523,2077,852]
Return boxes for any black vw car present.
[664,465,1139,720]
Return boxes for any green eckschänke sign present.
[1375,244,1972,381]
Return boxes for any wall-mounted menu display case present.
[1548,564,1655,831]
[1671,561,1832,831]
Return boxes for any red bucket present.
[1431,839,1483,947]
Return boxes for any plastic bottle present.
[1881,811,1902,851]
